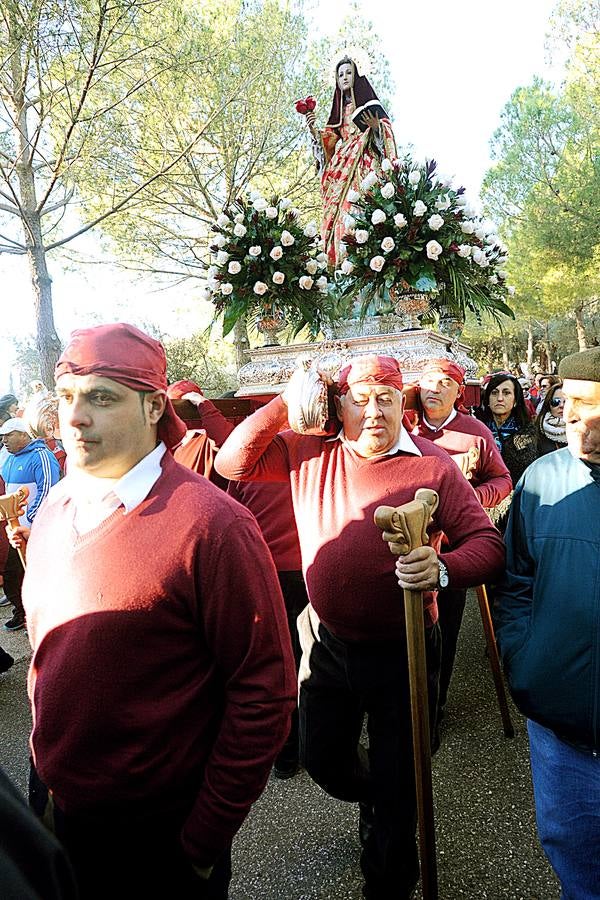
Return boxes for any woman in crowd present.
[477,373,538,486]
[534,381,567,455]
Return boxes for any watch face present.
[440,573,449,587]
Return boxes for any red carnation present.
[305,96,316,111]
[295,99,308,115]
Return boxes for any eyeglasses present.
[550,397,564,408]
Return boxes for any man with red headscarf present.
[413,358,512,743]
[216,354,504,900]
[167,380,234,488]
[21,323,296,900]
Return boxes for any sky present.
[0,0,562,390]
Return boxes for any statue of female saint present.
[306,57,397,267]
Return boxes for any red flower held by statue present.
[295,96,316,115]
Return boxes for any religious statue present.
[305,57,397,267]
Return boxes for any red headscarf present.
[166,380,203,400]
[55,323,186,449]
[337,355,404,395]
[420,358,465,387]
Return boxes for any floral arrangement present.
[337,155,515,323]
[205,192,329,337]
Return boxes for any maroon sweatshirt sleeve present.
[181,515,296,865]
[194,400,235,447]
[435,460,506,587]
[472,439,513,509]
[215,396,291,482]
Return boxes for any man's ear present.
[334,393,344,423]
[146,391,168,425]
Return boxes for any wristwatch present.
[438,560,449,589]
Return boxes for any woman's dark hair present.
[482,373,530,428]
[534,381,564,444]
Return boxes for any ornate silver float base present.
[236,327,477,397]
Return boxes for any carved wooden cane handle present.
[374,488,439,555]
[0,487,29,567]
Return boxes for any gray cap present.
[558,347,600,383]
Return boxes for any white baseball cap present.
[0,418,30,436]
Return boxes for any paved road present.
[0,594,559,898]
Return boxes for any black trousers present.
[276,570,308,766]
[3,544,25,620]
[436,587,467,714]
[298,606,441,899]
[29,764,232,900]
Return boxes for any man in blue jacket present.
[0,418,60,630]
[495,346,600,899]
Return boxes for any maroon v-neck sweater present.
[23,452,296,865]
[216,397,505,640]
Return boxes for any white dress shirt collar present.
[422,407,457,433]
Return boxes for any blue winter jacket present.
[495,447,600,752]
[1,439,61,525]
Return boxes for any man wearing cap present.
[167,380,234,488]
[216,354,504,899]
[0,417,60,631]
[412,359,512,736]
[22,323,296,899]
[495,346,600,898]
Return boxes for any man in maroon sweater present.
[412,358,512,738]
[216,354,505,900]
[22,324,296,900]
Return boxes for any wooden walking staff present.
[375,488,440,900]
[0,487,29,568]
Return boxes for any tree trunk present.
[574,303,588,351]
[11,36,62,388]
[233,316,250,372]
[501,332,510,370]
[526,321,534,368]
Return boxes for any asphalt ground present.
[0,593,560,899]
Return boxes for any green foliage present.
[163,331,237,397]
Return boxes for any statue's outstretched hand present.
[362,111,381,132]
[305,110,317,132]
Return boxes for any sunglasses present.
[550,397,564,408]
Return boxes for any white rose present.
[455,193,468,207]
[413,200,427,217]
[216,250,229,266]
[270,245,283,260]
[507,285,516,295]
[316,251,328,267]
[233,223,247,237]
[280,230,295,247]
[488,274,498,285]
[253,281,268,295]
[381,158,393,173]
[380,182,395,200]
[304,222,318,238]
[428,214,444,231]
[228,261,242,274]
[497,269,508,280]
[471,248,484,265]
[207,265,218,278]
[355,229,369,244]
[234,213,244,224]
[253,198,268,211]
[344,214,356,230]
[200,284,212,300]
[299,276,314,290]
[341,259,354,275]
[213,233,227,249]
[279,198,292,209]
[217,213,231,228]
[408,170,421,186]
[457,244,472,258]
[220,282,233,296]
[249,190,261,201]
[435,194,451,211]
[475,227,486,241]
[371,209,386,225]
[426,240,443,260]
[248,245,261,257]
[486,233,500,246]
[370,255,385,272]
[305,259,318,275]
[361,171,378,191]
[316,275,328,288]
[272,271,285,285]
[394,213,407,228]
[347,189,361,203]
[381,236,395,253]
[265,206,278,219]
[436,173,453,188]
[460,220,476,235]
